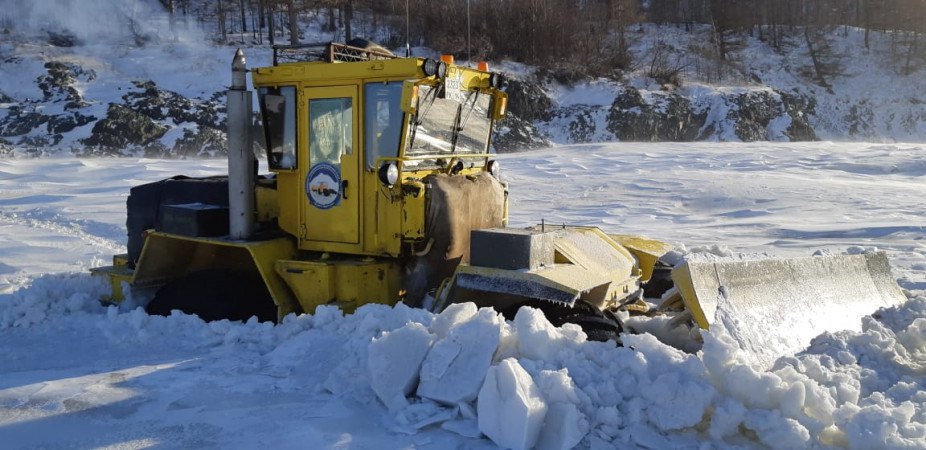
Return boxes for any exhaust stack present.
[227,48,256,240]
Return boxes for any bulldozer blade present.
[672,251,907,368]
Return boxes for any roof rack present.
[272,42,398,66]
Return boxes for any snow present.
[1,141,925,448]
[478,358,548,450]
[417,307,502,405]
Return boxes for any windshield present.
[404,85,492,170]
[454,91,492,154]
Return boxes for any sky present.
[1,142,925,449]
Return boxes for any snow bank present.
[358,295,926,448]
[3,267,925,449]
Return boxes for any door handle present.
[342,180,348,199]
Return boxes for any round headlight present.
[423,58,439,77]
[437,61,448,78]
[487,160,500,179]
[378,162,399,187]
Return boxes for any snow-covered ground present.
[2,142,925,449]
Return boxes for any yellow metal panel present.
[253,59,422,86]
[275,171,302,239]
[401,179,426,240]
[89,264,134,304]
[255,184,279,223]
[608,234,675,282]
[275,258,401,314]
[360,169,403,257]
[131,232,301,319]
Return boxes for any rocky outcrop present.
[172,127,227,157]
[494,115,551,153]
[780,91,816,141]
[37,61,94,109]
[123,81,223,129]
[0,62,100,147]
[81,104,169,154]
[607,88,705,141]
[1,60,224,157]
[494,77,553,152]
[78,80,224,156]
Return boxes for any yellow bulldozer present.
[91,40,907,365]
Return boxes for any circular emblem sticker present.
[306,163,341,209]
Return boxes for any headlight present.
[437,61,447,79]
[487,160,500,179]
[423,58,439,77]
[378,162,399,187]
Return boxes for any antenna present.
[405,0,410,57]
[467,0,471,63]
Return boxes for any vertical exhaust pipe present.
[227,48,256,240]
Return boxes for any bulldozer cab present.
[253,42,508,257]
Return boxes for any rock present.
[505,78,553,122]
[124,80,222,129]
[493,114,550,153]
[0,138,12,157]
[493,76,554,152]
[37,61,95,110]
[562,106,601,144]
[0,107,48,137]
[607,87,704,141]
[779,90,817,141]
[172,127,227,158]
[846,101,875,138]
[46,112,96,135]
[81,104,168,150]
[731,91,781,141]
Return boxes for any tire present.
[145,269,277,323]
[642,260,674,299]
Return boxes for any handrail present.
[273,42,398,65]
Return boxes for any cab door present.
[301,86,360,245]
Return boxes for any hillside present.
[0,2,924,157]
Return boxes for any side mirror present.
[491,93,508,121]
[401,80,419,114]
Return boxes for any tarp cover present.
[405,173,505,306]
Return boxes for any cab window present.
[309,97,353,168]
[258,86,297,170]
[364,82,404,169]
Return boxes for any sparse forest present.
[158,0,926,79]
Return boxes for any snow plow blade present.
[672,252,907,368]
